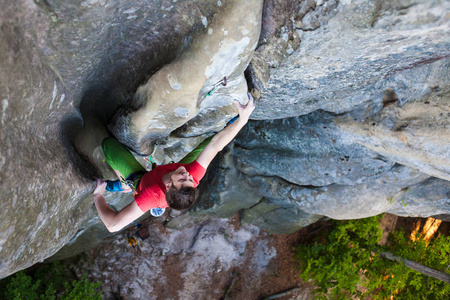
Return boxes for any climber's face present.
[170,166,195,190]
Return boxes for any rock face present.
[0,0,263,278]
[68,217,312,300]
[0,0,95,280]
[175,0,450,230]
[0,0,449,280]
[251,0,450,120]
[108,0,263,154]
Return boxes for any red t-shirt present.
[134,160,206,212]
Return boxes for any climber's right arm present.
[93,179,144,232]
[196,93,255,170]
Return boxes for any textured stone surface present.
[1,0,449,281]
[0,0,264,279]
[234,112,396,187]
[70,218,287,300]
[388,177,450,218]
[229,116,431,219]
[0,0,96,279]
[109,0,264,154]
[240,200,322,234]
[337,79,450,181]
[250,0,450,119]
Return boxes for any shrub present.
[1,262,101,300]
[3,271,40,300]
[61,275,101,300]
[295,215,450,299]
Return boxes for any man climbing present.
[93,93,255,232]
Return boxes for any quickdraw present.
[144,142,158,171]
[203,76,227,98]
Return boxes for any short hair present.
[166,186,199,210]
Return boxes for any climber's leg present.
[102,138,146,191]
[178,135,214,164]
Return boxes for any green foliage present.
[295,215,383,299]
[375,229,450,299]
[33,261,67,293]
[61,275,101,300]
[295,215,450,299]
[3,271,40,300]
[1,262,102,300]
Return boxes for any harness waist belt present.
[126,170,147,190]
[126,170,147,182]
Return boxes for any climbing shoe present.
[105,180,124,192]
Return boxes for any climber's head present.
[167,166,195,190]
[165,166,199,210]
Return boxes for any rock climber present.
[93,93,255,232]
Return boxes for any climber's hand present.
[93,178,107,196]
[234,92,255,121]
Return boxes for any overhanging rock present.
[109,0,264,154]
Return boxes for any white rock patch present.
[167,73,181,90]
[1,99,8,125]
[201,16,208,28]
[174,107,190,118]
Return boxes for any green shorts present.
[102,135,213,177]
[102,137,146,180]
[178,135,213,164]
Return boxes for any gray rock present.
[240,199,322,234]
[0,0,95,278]
[388,177,450,217]
[243,162,430,220]
[1,0,449,281]
[287,165,430,219]
[337,73,450,181]
[109,0,264,154]
[250,0,450,120]
[223,108,443,220]
[233,112,396,187]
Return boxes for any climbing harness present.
[121,177,135,191]
[203,76,227,98]
[117,170,147,195]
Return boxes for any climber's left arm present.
[93,179,144,232]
